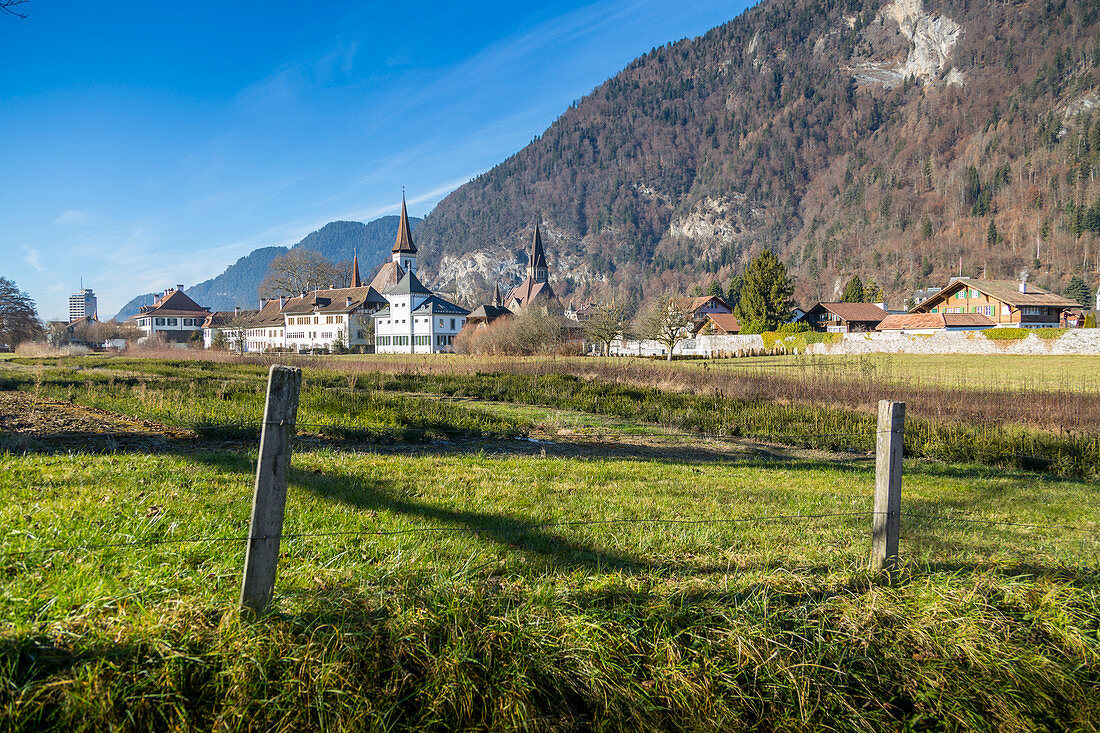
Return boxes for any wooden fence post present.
[240,365,302,616]
[870,400,904,575]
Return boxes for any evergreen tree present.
[706,281,724,299]
[986,219,1000,246]
[1065,275,1091,307]
[921,217,933,240]
[864,281,884,303]
[734,250,793,330]
[0,277,44,347]
[726,275,743,310]
[841,275,864,303]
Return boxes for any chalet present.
[130,286,210,343]
[698,313,741,335]
[800,302,888,332]
[910,277,1077,328]
[505,222,560,311]
[876,313,995,334]
[372,196,470,353]
[676,295,733,330]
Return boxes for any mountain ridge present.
[113,216,419,320]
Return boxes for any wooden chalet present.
[800,302,887,332]
[910,278,1077,328]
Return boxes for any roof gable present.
[912,279,1078,311]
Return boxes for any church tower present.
[392,192,418,274]
[527,220,548,283]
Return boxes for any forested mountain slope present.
[414,0,1100,307]
[113,216,418,319]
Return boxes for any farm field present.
[1,355,1099,730]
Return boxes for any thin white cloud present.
[54,209,89,225]
[22,246,43,271]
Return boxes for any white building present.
[202,300,288,352]
[68,287,97,322]
[372,195,469,353]
[130,286,210,344]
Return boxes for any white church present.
[372,196,470,353]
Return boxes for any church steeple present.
[527,219,548,283]
[492,283,502,307]
[391,190,418,273]
[351,250,362,288]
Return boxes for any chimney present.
[279,296,286,308]
[1020,271,1029,293]
[234,306,240,316]
[300,291,306,298]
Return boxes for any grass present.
[3,354,1100,729]
[2,447,1099,731]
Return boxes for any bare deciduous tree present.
[259,250,340,298]
[583,299,627,356]
[1,1,30,18]
[634,294,692,360]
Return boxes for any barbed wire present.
[2,512,874,561]
[4,511,1096,563]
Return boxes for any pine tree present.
[734,251,793,330]
[841,275,864,303]
[706,281,724,298]
[726,275,743,310]
[986,219,1000,246]
[1065,275,1091,307]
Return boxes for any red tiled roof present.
[810,302,888,322]
[878,313,994,330]
[703,313,741,333]
[506,277,557,308]
[131,289,209,320]
[281,285,385,315]
[369,261,404,293]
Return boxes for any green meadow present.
[1,355,1098,731]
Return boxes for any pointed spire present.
[492,283,502,307]
[528,217,548,282]
[352,249,362,288]
[393,190,417,254]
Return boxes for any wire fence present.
[4,511,1096,563]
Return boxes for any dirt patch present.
[0,390,197,453]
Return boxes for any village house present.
[130,286,210,343]
[463,285,513,333]
[800,302,888,332]
[910,277,1077,327]
[678,295,733,332]
[281,259,388,353]
[698,313,741,334]
[372,196,470,353]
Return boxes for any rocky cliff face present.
[412,0,1100,308]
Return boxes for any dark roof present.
[369,261,404,294]
[529,221,548,271]
[387,269,432,296]
[131,289,209,319]
[467,304,513,320]
[281,285,386,315]
[351,254,362,288]
[202,311,238,328]
[807,302,888,322]
[878,313,995,330]
[412,295,470,316]
[392,195,417,254]
[252,299,286,327]
[912,279,1078,312]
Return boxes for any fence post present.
[240,365,302,616]
[870,400,904,576]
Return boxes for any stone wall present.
[806,329,1100,356]
[609,330,1100,358]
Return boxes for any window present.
[439,319,444,327]
[155,318,165,326]
[336,316,343,323]
[449,318,455,329]
[1022,306,1042,316]
[168,318,177,326]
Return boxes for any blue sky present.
[1,0,748,319]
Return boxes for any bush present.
[774,322,811,334]
[738,320,768,335]
[984,328,1028,340]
